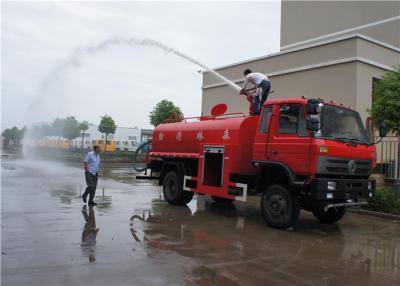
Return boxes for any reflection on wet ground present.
[81,205,99,263]
[2,158,400,286]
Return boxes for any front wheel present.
[260,184,300,230]
[312,207,345,224]
[162,171,193,205]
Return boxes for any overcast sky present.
[2,1,281,130]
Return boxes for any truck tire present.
[261,184,300,230]
[162,171,193,205]
[312,207,345,224]
[211,196,234,204]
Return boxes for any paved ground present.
[2,157,400,286]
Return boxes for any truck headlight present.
[368,181,372,190]
[327,181,336,191]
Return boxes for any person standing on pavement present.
[82,145,101,206]
[240,69,271,115]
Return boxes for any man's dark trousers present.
[83,172,98,203]
[254,80,271,115]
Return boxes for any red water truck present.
[139,98,387,230]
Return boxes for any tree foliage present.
[62,116,80,142]
[79,121,89,133]
[2,126,26,145]
[371,67,400,134]
[51,118,66,137]
[98,115,116,151]
[98,115,116,135]
[30,124,53,139]
[78,121,89,149]
[149,99,183,127]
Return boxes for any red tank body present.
[151,116,259,174]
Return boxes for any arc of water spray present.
[30,37,241,110]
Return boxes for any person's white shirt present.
[242,72,269,90]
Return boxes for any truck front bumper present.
[310,178,375,202]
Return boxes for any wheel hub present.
[267,195,287,219]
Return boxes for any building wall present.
[281,0,400,49]
[201,36,398,121]
[355,62,388,121]
[202,62,358,117]
[203,37,359,87]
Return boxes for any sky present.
[1,1,281,130]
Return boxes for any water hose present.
[132,140,152,172]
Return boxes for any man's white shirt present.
[242,72,269,90]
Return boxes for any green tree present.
[2,126,25,145]
[79,121,89,149]
[98,115,116,152]
[2,128,15,145]
[371,66,400,134]
[30,124,50,139]
[149,99,183,127]
[51,118,66,139]
[62,116,80,146]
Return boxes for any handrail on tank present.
[162,112,248,124]
[185,112,248,122]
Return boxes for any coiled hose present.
[132,140,152,172]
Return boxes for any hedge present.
[363,188,400,215]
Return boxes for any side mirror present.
[379,123,388,138]
[306,99,324,114]
[306,115,321,131]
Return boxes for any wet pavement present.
[2,157,400,286]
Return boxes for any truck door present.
[253,106,273,161]
[268,104,310,174]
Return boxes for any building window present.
[128,136,137,140]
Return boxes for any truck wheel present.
[261,184,300,230]
[162,171,193,205]
[312,207,345,224]
[211,196,234,204]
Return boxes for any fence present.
[375,136,399,180]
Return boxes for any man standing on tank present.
[240,69,271,115]
[82,145,101,206]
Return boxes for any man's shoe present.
[88,201,97,206]
[82,195,87,203]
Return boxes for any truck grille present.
[317,157,372,176]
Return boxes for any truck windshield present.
[314,105,370,145]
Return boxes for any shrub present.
[363,188,400,215]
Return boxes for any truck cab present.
[253,98,380,228]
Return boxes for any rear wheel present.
[162,171,193,205]
[211,196,234,204]
[261,184,300,230]
[312,207,345,224]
